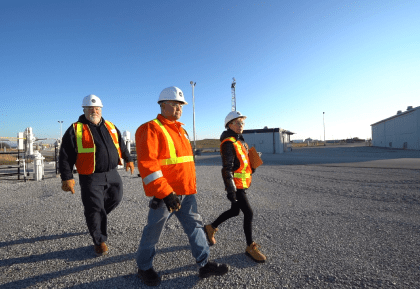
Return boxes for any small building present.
[242,128,295,154]
[371,106,420,150]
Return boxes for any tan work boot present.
[94,242,109,256]
[204,224,218,246]
[245,242,266,263]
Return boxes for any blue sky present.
[1,0,419,143]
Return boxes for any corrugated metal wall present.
[242,131,284,154]
[371,109,420,150]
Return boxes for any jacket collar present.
[77,114,104,127]
[157,114,184,126]
[220,128,244,142]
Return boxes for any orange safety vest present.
[220,137,252,189]
[135,114,196,199]
[73,120,122,175]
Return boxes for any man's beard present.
[87,114,100,123]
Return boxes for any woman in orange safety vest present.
[204,111,267,263]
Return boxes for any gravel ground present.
[1,146,419,288]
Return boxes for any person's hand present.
[227,190,237,203]
[125,162,135,174]
[62,179,75,194]
[163,192,181,212]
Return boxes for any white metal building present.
[242,128,295,154]
[371,106,420,150]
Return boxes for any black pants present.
[79,169,123,245]
[211,189,254,246]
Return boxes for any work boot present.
[199,261,229,278]
[94,242,108,256]
[204,224,218,246]
[245,242,266,263]
[138,267,161,287]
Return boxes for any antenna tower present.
[231,77,236,111]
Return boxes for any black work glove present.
[163,192,181,212]
[252,168,256,174]
[149,197,162,210]
[227,190,237,203]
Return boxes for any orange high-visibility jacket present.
[220,137,252,189]
[73,120,123,175]
[135,114,196,199]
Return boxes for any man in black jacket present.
[59,94,134,256]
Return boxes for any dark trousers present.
[212,189,254,246]
[79,169,123,245]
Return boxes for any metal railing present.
[0,150,27,181]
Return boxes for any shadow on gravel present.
[221,252,261,269]
[0,232,88,248]
[68,267,201,289]
[2,252,137,289]
[0,245,98,268]
[53,254,256,289]
[1,244,207,289]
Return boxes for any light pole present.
[190,81,197,153]
[323,112,325,146]
[58,121,63,140]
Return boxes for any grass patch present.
[195,139,220,149]
[0,154,18,165]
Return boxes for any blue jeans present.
[136,194,210,270]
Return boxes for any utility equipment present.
[190,81,197,154]
[231,78,236,111]
[17,127,46,181]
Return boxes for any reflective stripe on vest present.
[75,123,95,153]
[73,120,122,175]
[104,120,123,165]
[73,122,96,174]
[153,119,194,166]
[221,136,252,189]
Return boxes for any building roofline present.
[242,128,295,135]
[371,106,419,126]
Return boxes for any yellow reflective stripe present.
[234,172,251,178]
[232,140,249,188]
[153,119,176,159]
[74,123,95,153]
[104,120,120,149]
[222,137,250,188]
[153,119,194,166]
[160,156,194,165]
[233,141,248,172]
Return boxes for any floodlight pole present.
[231,77,236,111]
[58,121,63,140]
[190,81,197,153]
[323,112,325,146]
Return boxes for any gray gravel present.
[1,145,420,288]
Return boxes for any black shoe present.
[199,261,229,278]
[138,267,161,286]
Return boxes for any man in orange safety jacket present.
[59,94,134,256]
[134,86,229,286]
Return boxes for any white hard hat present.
[225,111,247,127]
[82,94,103,108]
[158,86,188,105]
